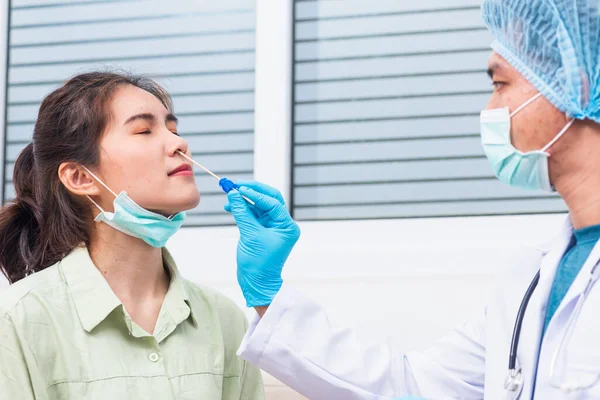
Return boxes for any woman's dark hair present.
[0,71,173,284]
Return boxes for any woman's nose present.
[167,132,189,157]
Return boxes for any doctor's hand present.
[225,181,301,308]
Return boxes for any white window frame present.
[166,0,296,309]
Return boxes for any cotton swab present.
[177,151,255,206]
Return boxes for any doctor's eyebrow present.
[487,63,502,80]
[124,112,178,125]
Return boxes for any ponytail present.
[0,143,42,282]
[0,142,92,284]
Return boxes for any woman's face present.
[93,84,200,216]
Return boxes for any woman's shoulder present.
[182,280,248,330]
[0,265,64,319]
[181,281,253,376]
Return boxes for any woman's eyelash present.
[136,130,179,135]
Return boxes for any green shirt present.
[0,246,264,400]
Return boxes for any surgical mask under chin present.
[480,93,575,192]
[83,167,186,248]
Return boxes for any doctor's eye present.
[492,81,505,91]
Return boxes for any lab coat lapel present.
[516,220,572,397]
[534,220,573,325]
[548,236,600,330]
[535,225,600,397]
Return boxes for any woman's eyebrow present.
[124,112,156,125]
[166,113,178,124]
[124,112,178,125]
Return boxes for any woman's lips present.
[169,163,193,176]
[170,170,193,177]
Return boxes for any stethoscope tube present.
[506,260,600,394]
[508,270,540,375]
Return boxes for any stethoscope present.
[504,270,540,394]
[505,261,600,396]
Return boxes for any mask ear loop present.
[81,165,177,221]
[81,166,117,213]
[510,92,543,117]
[508,92,575,154]
[541,119,575,153]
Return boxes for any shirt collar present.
[60,246,196,333]
[162,248,198,328]
[573,223,600,244]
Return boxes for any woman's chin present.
[177,192,201,212]
[156,192,201,216]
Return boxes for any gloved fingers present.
[225,199,262,220]
[238,186,289,222]
[227,190,260,230]
[236,180,285,205]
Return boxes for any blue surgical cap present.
[482,0,600,123]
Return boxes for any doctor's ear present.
[58,162,100,197]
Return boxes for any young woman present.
[0,72,264,400]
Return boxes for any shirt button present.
[149,352,160,363]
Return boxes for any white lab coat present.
[237,218,600,399]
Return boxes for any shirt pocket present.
[47,377,176,400]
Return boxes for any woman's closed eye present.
[134,126,178,135]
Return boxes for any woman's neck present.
[88,223,170,329]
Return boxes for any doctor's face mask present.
[480,93,574,192]
[481,53,574,192]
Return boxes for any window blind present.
[4,0,255,226]
[292,0,566,221]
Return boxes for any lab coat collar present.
[536,213,600,331]
[536,216,573,300]
[545,228,600,337]
[510,216,573,396]
[536,216,573,255]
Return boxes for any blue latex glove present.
[224,181,301,307]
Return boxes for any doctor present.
[225,0,600,398]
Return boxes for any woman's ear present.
[58,162,100,197]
